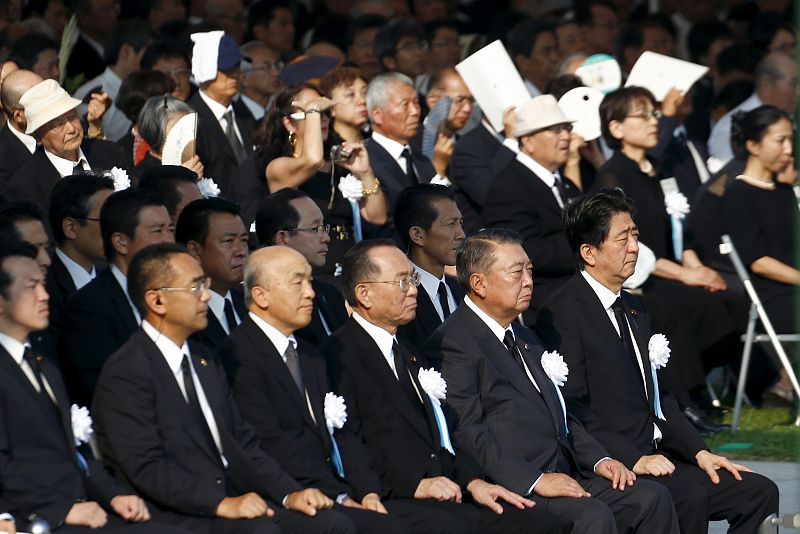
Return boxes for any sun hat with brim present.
[512,94,575,138]
[21,79,82,135]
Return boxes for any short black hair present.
[127,242,187,316]
[140,39,188,71]
[0,241,38,299]
[0,201,44,242]
[115,70,175,122]
[730,105,792,161]
[574,0,617,26]
[175,197,241,246]
[138,165,198,217]
[506,19,554,60]
[254,188,308,246]
[687,21,733,64]
[104,18,152,66]
[545,74,583,101]
[455,228,521,292]
[341,238,397,305]
[374,20,425,68]
[100,189,165,261]
[48,174,114,246]
[393,183,455,249]
[423,18,459,43]
[712,80,754,114]
[716,44,760,78]
[563,187,635,268]
[346,14,389,49]
[247,0,293,37]
[617,14,675,58]
[748,11,794,56]
[10,32,58,71]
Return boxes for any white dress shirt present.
[207,290,240,335]
[45,147,91,178]
[580,270,662,441]
[110,264,142,324]
[707,93,761,171]
[142,320,228,466]
[7,122,36,154]
[55,247,96,290]
[414,263,457,322]
[371,131,444,182]
[0,332,56,402]
[199,90,244,145]
[73,67,130,142]
[352,311,397,377]
[516,150,564,208]
[237,93,267,122]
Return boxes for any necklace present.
[735,174,775,190]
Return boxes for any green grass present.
[706,407,800,462]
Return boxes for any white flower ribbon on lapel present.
[106,167,130,192]
[71,404,93,446]
[337,174,364,201]
[197,177,221,198]
[663,191,690,219]
[647,334,670,421]
[418,368,455,455]
[323,392,347,435]
[540,351,570,434]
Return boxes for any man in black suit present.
[46,175,114,335]
[188,32,255,197]
[0,70,42,191]
[5,79,127,215]
[426,228,680,534]
[177,198,249,349]
[365,73,436,215]
[322,240,563,534]
[92,243,355,534]
[0,242,182,533]
[535,189,779,533]
[394,184,464,356]
[255,189,348,346]
[482,95,581,323]
[61,189,174,404]
[65,0,117,84]
[136,165,203,225]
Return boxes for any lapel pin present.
[35,355,44,362]
[630,308,637,317]
[199,358,208,367]
[523,343,529,350]
[410,355,417,363]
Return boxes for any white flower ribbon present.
[337,174,364,201]
[664,191,690,219]
[71,404,93,446]
[647,334,670,421]
[323,392,347,435]
[540,351,570,434]
[418,368,455,455]
[197,177,221,198]
[106,167,130,192]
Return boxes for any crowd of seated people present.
[0,0,795,531]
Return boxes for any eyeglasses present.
[361,271,421,291]
[627,110,662,121]
[396,40,428,53]
[283,223,331,235]
[155,276,211,296]
[535,123,574,134]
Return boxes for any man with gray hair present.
[707,52,796,169]
[236,41,282,123]
[0,69,42,189]
[365,72,436,216]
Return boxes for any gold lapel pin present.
[631,308,637,317]
[199,358,208,367]
[410,355,417,363]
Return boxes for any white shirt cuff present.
[335,493,349,505]
[503,137,520,153]
[526,473,544,495]
[282,495,289,508]
[593,456,612,472]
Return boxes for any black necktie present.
[502,330,526,370]
[180,355,223,463]
[553,171,568,207]
[223,110,248,164]
[392,341,424,412]
[401,147,418,183]
[437,281,451,320]
[284,343,304,395]
[611,298,639,366]
[223,298,238,333]
[23,347,48,396]
[72,161,86,175]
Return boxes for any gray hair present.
[755,53,793,86]
[136,95,194,152]
[455,228,522,292]
[366,72,414,115]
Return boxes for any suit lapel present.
[512,326,565,435]
[191,94,238,163]
[101,269,138,334]
[415,288,443,336]
[298,346,330,447]
[622,294,655,405]
[51,254,78,295]
[514,161,563,218]
[366,139,414,191]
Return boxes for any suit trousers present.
[532,476,679,534]
[149,506,356,534]
[52,516,192,533]
[641,460,778,534]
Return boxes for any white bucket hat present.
[512,94,575,138]
[21,79,82,135]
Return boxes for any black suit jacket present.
[535,274,708,468]
[191,289,246,350]
[61,267,139,405]
[397,275,463,359]
[481,159,579,323]
[426,304,609,496]
[0,343,123,526]
[321,317,482,498]
[364,137,435,216]
[219,317,382,501]
[65,36,105,83]
[295,280,348,347]
[45,251,78,335]
[189,93,255,198]
[92,329,301,516]
[449,124,515,234]
[0,124,33,194]
[5,140,127,220]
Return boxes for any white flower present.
[71,404,93,446]
[337,174,364,201]
[324,392,347,434]
[429,175,452,187]
[664,191,690,219]
[418,368,447,406]
[648,334,671,369]
[334,263,343,277]
[197,177,221,198]
[541,351,569,387]
[106,167,130,191]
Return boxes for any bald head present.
[755,53,797,113]
[1,69,43,126]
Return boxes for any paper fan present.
[161,113,198,165]
[558,87,604,141]
[575,54,621,94]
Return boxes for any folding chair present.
[719,235,800,433]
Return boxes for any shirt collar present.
[44,146,90,178]
[110,263,141,323]
[463,295,510,344]
[141,320,191,375]
[237,93,266,121]
[55,247,95,290]
[0,331,27,365]
[199,89,233,121]
[207,289,231,325]
[371,131,407,160]
[100,67,122,94]
[248,311,297,358]
[516,150,556,188]
[7,123,36,153]
[351,311,395,362]
[580,270,620,311]
[413,262,446,304]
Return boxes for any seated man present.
[255,189,348,346]
[426,228,680,533]
[535,189,779,533]
[0,242,183,533]
[137,165,202,226]
[394,184,464,356]
[322,239,563,534]
[92,243,356,534]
